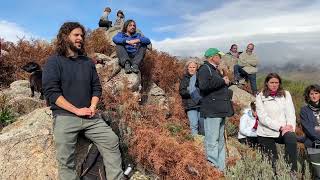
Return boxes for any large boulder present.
[1,80,33,98]
[229,85,255,108]
[0,107,93,180]
[102,69,141,95]
[145,82,168,109]
[0,107,58,179]
[0,80,46,116]
[95,53,121,82]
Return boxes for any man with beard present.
[42,22,124,180]
[113,19,151,74]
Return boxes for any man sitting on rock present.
[220,44,242,79]
[112,19,151,74]
[114,10,125,29]
[99,7,112,30]
[234,43,259,95]
[42,22,124,180]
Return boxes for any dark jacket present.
[179,73,200,111]
[42,55,102,117]
[112,32,151,55]
[300,105,320,148]
[197,61,233,118]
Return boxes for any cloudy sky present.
[1,0,320,66]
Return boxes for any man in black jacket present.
[42,22,123,180]
[197,48,234,172]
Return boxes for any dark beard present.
[67,40,84,55]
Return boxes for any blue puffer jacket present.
[112,32,151,55]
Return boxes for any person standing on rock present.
[113,19,151,74]
[197,48,234,172]
[179,60,203,136]
[42,22,124,180]
[234,43,259,95]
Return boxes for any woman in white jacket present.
[256,73,297,175]
[238,101,258,147]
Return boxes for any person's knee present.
[109,132,120,148]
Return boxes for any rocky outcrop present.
[229,85,255,108]
[0,80,46,116]
[102,69,141,94]
[0,107,95,180]
[0,107,58,180]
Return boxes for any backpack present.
[188,64,212,104]
[80,144,107,180]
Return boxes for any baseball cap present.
[204,48,225,58]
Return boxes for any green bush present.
[166,122,183,136]
[0,95,15,128]
[0,106,14,125]
[226,143,313,179]
[225,120,238,137]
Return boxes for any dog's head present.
[21,62,41,73]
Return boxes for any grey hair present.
[184,60,200,73]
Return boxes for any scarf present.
[270,91,277,97]
[308,101,320,123]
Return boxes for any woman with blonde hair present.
[179,60,202,135]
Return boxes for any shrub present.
[86,28,114,56]
[0,39,54,87]
[225,120,238,137]
[226,140,313,179]
[0,95,15,130]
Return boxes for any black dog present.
[21,62,44,100]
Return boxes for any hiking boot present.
[124,61,132,74]
[131,64,140,74]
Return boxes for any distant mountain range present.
[259,62,320,83]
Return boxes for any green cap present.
[204,48,225,58]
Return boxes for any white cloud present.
[0,20,37,42]
[152,0,320,65]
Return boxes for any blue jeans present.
[204,117,226,171]
[187,110,200,135]
[233,65,257,94]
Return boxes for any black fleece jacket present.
[300,105,320,148]
[42,54,102,116]
[179,73,200,111]
[197,61,233,118]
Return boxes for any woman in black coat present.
[300,84,320,179]
[179,60,201,135]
